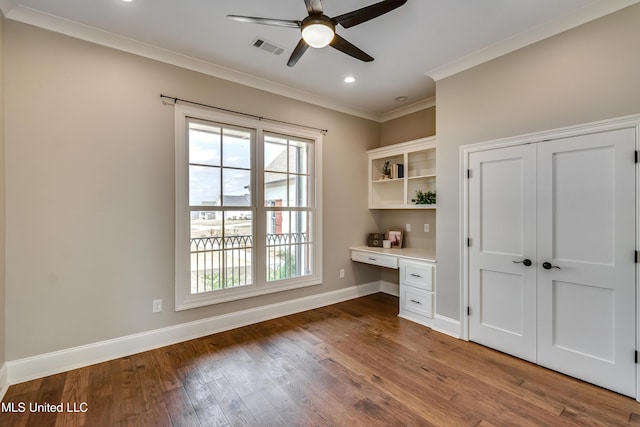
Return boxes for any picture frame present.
[386,229,403,248]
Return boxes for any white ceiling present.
[2,0,638,121]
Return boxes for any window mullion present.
[254,128,267,288]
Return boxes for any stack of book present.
[391,163,404,179]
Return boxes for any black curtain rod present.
[160,94,328,135]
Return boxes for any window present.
[175,105,322,310]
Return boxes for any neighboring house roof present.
[216,195,251,206]
[266,149,288,173]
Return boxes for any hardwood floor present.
[1,293,639,426]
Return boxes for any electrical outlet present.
[424,224,430,233]
[406,223,411,232]
[339,269,345,279]
[152,299,162,313]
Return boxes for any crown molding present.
[425,0,640,81]
[380,96,436,122]
[3,4,389,122]
[0,0,16,15]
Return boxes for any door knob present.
[542,262,560,270]
[513,259,532,267]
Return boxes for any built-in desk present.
[350,246,436,326]
[349,246,435,266]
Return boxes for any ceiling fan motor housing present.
[301,15,335,48]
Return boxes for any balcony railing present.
[190,233,309,294]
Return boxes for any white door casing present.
[465,120,638,398]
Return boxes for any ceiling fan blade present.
[333,0,407,28]
[330,34,373,62]
[287,39,310,67]
[226,15,301,28]
[304,0,324,15]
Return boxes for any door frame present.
[459,113,640,401]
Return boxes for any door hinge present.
[635,351,638,364]
[467,306,471,316]
[635,150,639,164]
[635,251,639,263]
[467,169,471,179]
[467,238,471,247]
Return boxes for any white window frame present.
[175,104,323,310]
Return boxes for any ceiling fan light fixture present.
[301,19,335,48]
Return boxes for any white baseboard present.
[398,312,461,339]
[6,280,461,386]
[432,314,461,338]
[380,280,399,297]
[6,281,382,385]
[0,363,8,401]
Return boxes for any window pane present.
[266,211,289,281]
[189,124,220,166]
[265,138,287,172]
[265,211,312,282]
[265,172,288,207]
[290,211,310,241]
[222,128,251,169]
[190,211,223,294]
[222,169,251,206]
[289,175,309,207]
[189,210,253,294]
[289,140,309,174]
[223,211,253,288]
[189,165,220,206]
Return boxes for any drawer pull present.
[410,274,422,278]
[410,299,421,304]
[368,257,377,261]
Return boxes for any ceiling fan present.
[227,0,407,67]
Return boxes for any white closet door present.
[536,128,637,397]
[468,144,537,362]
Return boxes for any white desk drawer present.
[351,250,398,269]
[400,286,434,318]
[400,259,434,291]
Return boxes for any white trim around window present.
[175,104,323,311]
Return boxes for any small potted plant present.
[412,190,436,205]
[381,160,391,179]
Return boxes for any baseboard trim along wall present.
[6,282,379,385]
[380,280,399,297]
[5,281,462,386]
[0,363,8,401]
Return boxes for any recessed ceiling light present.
[121,0,133,2]
[394,96,409,102]
[344,76,356,84]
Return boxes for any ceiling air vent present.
[252,38,285,56]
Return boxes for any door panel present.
[551,145,615,264]
[551,280,614,362]
[468,145,537,362]
[537,128,636,397]
[479,269,525,335]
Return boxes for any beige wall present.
[436,4,640,319]
[4,21,382,360]
[380,107,435,147]
[0,13,6,367]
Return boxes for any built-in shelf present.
[368,136,436,209]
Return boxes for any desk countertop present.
[350,246,436,263]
